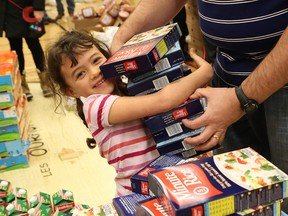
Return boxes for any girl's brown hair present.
[46,30,127,148]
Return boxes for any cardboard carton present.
[113,193,152,216]
[131,155,185,195]
[52,189,75,213]
[100,23,182,78]
[144,99,205,135]
[148,147,288,216]
[127,64,186,96]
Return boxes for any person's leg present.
[7,37,24,74]
[55,0,64,19]
[212,74,271,160]
[25,38,52,97]
[8,37,33,101]
[264,87,288,213]
[66,0,75,16]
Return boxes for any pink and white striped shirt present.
[82,94,159,197]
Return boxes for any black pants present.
[173,7,189,53]
[8,37,45,75]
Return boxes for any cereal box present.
[148,147,288,216]
[100,23,182,78]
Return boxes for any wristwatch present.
[235,85,258,113]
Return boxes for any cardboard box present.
[0,179,10,200]
[135,196,167,216]
[72,17,103,31]
[131,154,185,195]
[52,189,75,213]
[112,193,152,216]
[128,41,185,82]
[100,23,182,78]
[29,192,52,209]
[0,139,31,157]
[144,99,205,135]
[0,92,15,110]
[127,64,186,96]
[231,200,282,216]
[0,154,29,172]
[148,147,288,216]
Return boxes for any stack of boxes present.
[0,51,31,172]
[100,23,214,159]
[100,24,288,215]
[113,148,288,216]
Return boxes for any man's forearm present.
[242,27,288,103]
[111,0,187,52]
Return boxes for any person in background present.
[43,10,55,25]
[172,6,192,62]
[110,1,288,211]
[0,0,53,100]
[46,30,213,196]
[55,0,75,20]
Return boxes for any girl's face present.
[61,45,114,98]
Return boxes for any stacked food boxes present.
[0,51,31,172]
[100,23,212,159]
[113,148,288,216]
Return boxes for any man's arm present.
[110,0,187,53]
[242,27,288,103]
[182,27,288,150]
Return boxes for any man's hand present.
[182,87,245,150]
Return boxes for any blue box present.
[0,139,31,157]
[113,193,152,216]
[128,41,185,82]
[100,23,182,78]
[0,154,29,172]
[0,92,15,110]
[127,64,188,96]
[0,107,17,127]
[145,99,205,135]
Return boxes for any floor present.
[0,0,118,208]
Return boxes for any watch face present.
[244,101,258,112]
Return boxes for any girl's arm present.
[108,49,213,124]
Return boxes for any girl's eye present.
[75,71,85,79]
[93,57,101,65]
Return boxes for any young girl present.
[46,30,213,197]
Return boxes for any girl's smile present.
[61,45,115,98]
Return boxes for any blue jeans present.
[56,0,75,15]
[212,74,271,160]
[264,87,288,212]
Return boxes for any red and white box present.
[148,147,288,216]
